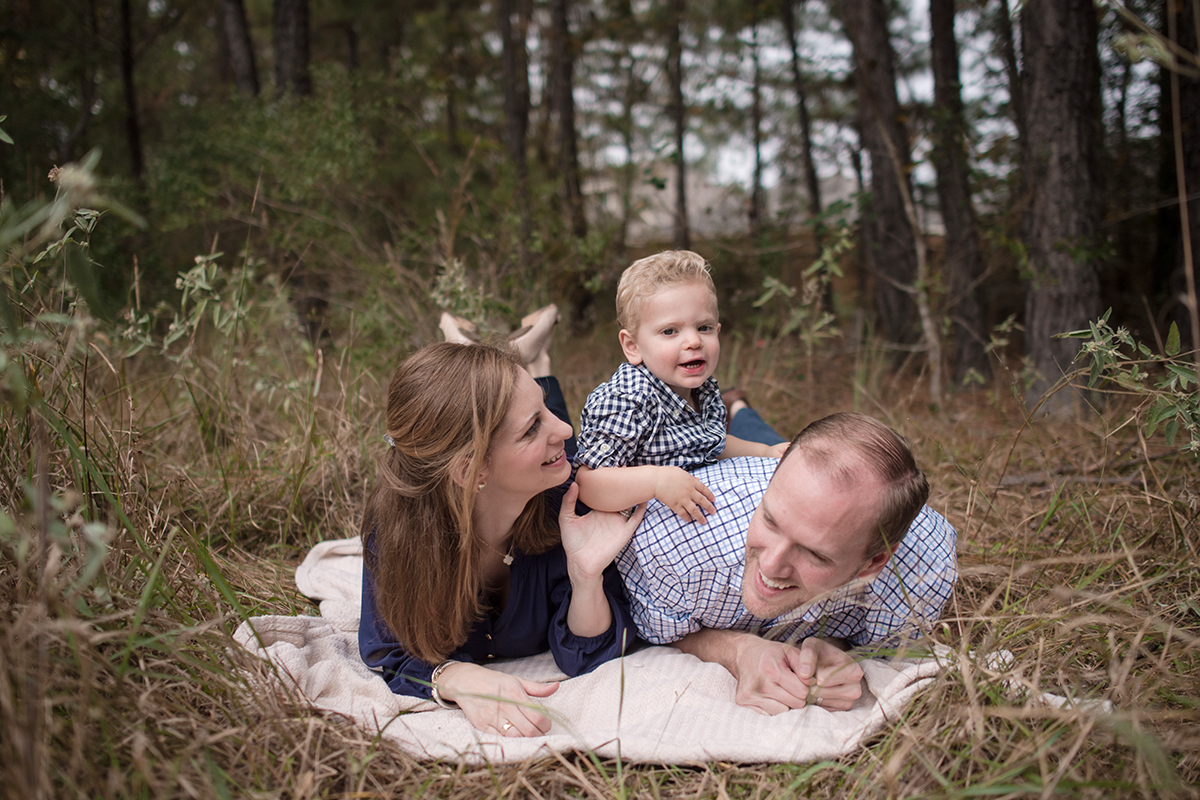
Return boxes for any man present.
[616,412,957,714]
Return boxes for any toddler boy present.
[575,251,786,523]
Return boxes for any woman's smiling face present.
[482,369,574,499]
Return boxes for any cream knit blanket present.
[233,537,945,764]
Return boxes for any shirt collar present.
[632,363,720,415]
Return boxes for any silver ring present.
[812,695,823,707]
[501,721,513,733]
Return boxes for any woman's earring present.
[477,483,486,492]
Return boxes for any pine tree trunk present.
[843,0,918,346]
[1020,0,1104,415]
[223,0,260,96]
[342,22,359,72]
[995,0,1026,143]
[667,0,689,250]
[273,0,311,96]
[930,0,988,384]
[499,0,531,248]
[750,20,763,234]
[63,0,99,163]
[619,45,637,254]
[1159,0,1200,353]
[781,0,822,222]
[615,0,638,256]
[119,0,144,180]
[499,0,529,180]
[551,0,586,239]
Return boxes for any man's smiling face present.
[741,447,893,619]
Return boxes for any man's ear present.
[855,545,894,582]
[618,329,642,365]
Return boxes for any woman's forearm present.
[564,572,613,638]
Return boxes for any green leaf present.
[64,241,113,323]
[1165,418,1179,445]
[1145,400,1171,438]
[1165,362,1196,388]
[1166,322,1180,356]
[1057,328,1091,339]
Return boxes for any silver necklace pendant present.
[502,553,514,566]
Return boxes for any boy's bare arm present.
[576,464,717,524]
[719,434,788,459]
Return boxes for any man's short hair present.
[616,250,716,331]
[780,412,929,559]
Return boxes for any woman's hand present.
[558,482,646,583]
[437,661,560,737]
[559,481,645,638]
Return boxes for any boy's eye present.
[661,327,676,335]
[699,324,712,332]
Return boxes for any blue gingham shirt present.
[616,457,958,647]
[576,362,727,470]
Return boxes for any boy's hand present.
[768,442,789,459]
[655,466,717,524]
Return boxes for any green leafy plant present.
[1060,309,1199,451]
[753,224,850,354]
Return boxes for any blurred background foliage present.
[1,0,1194,388]
[3,3,1200,796]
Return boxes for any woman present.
[359,334,644,738]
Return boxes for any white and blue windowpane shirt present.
[616,457,958,647]
[576,362,727,470]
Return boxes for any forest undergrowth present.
[2,199,1199,799]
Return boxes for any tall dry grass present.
[2,195,1198,799]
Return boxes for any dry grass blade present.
[3,226,1199,799]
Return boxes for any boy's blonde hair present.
[616,250,716,331]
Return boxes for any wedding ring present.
[501,721,513,733]
[812,695,823,707]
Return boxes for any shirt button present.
[599,443,609,452]
[486,634,492,640]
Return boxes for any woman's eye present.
[524,418,542,438]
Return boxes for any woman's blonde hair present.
[362,342,558,664]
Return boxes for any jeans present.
[729,406,787,447]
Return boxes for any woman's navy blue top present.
[358,488,637,699]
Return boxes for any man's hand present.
[794,637,864,712]
[654,466,717,524]
[677,629,864,714]
[729,636,811,714]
